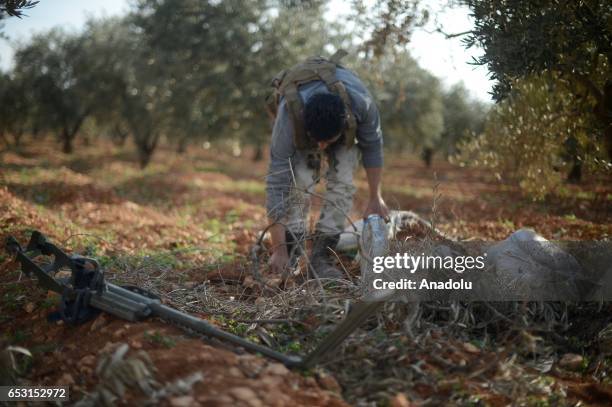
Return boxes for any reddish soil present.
[6,300,345,406]
[1,139,611,405]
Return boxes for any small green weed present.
[40,296,60,310]
[144,331,176,348]
[2,283,27,311]
[214,316,246,334]
[563,213,577,221]
[280,341,302,353]
[30,343,59,354]
[11,329,31,344]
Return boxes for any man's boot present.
[309,234,344,280]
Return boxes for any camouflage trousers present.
[285,145,359,238]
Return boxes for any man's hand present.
[269,245,289,275]
[267,221,289,275]
[363,194,390,220]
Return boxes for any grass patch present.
[2,283,28,311]
[144,331,176,348]
[30,342,60,354]
[109,250,186,272]
[40,296,60,310]
[563,213,577,221]
[11,329,31,344]
[554,186,599,201]
[2,167,49,185]
[499,218,515,229]
[193,163,224,174]
[385,184,432,200]
[215,316,250,336]
[279,341,302,353]
[221,180,265,196]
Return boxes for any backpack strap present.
[283,82,313,149]
[267,50,357,149]
[265,69,287,122]
[329,49,348,64]
[329,80,357,147]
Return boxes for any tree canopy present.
[464,0,611,160]
[2,0,484,170]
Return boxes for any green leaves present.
[455,73,606,199]
[457,0,611,197]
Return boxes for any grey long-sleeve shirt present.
[265,67,383,221]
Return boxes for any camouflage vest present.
[266,50,357,150]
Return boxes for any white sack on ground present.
[337,210,433,252]
[483,228,582,300]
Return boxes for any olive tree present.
[456,74,601,198]
[13,24,126,153]
[359,50,444,163]
[463,0,612,175]
[440,83,487,158]
[0,73,32,147]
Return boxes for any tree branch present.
[422,27,473,39]
[0,0,39,18]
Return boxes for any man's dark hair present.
[304,93,345,141]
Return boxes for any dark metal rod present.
[106,283,159,305]
[149,302,304,368]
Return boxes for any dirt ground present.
[1,139,611,406]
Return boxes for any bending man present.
[265,52,388,279]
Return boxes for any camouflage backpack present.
[265,50,357,150]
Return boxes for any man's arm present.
[265,101,295,274]
[352,84,388,219]
[363,167,389,219]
